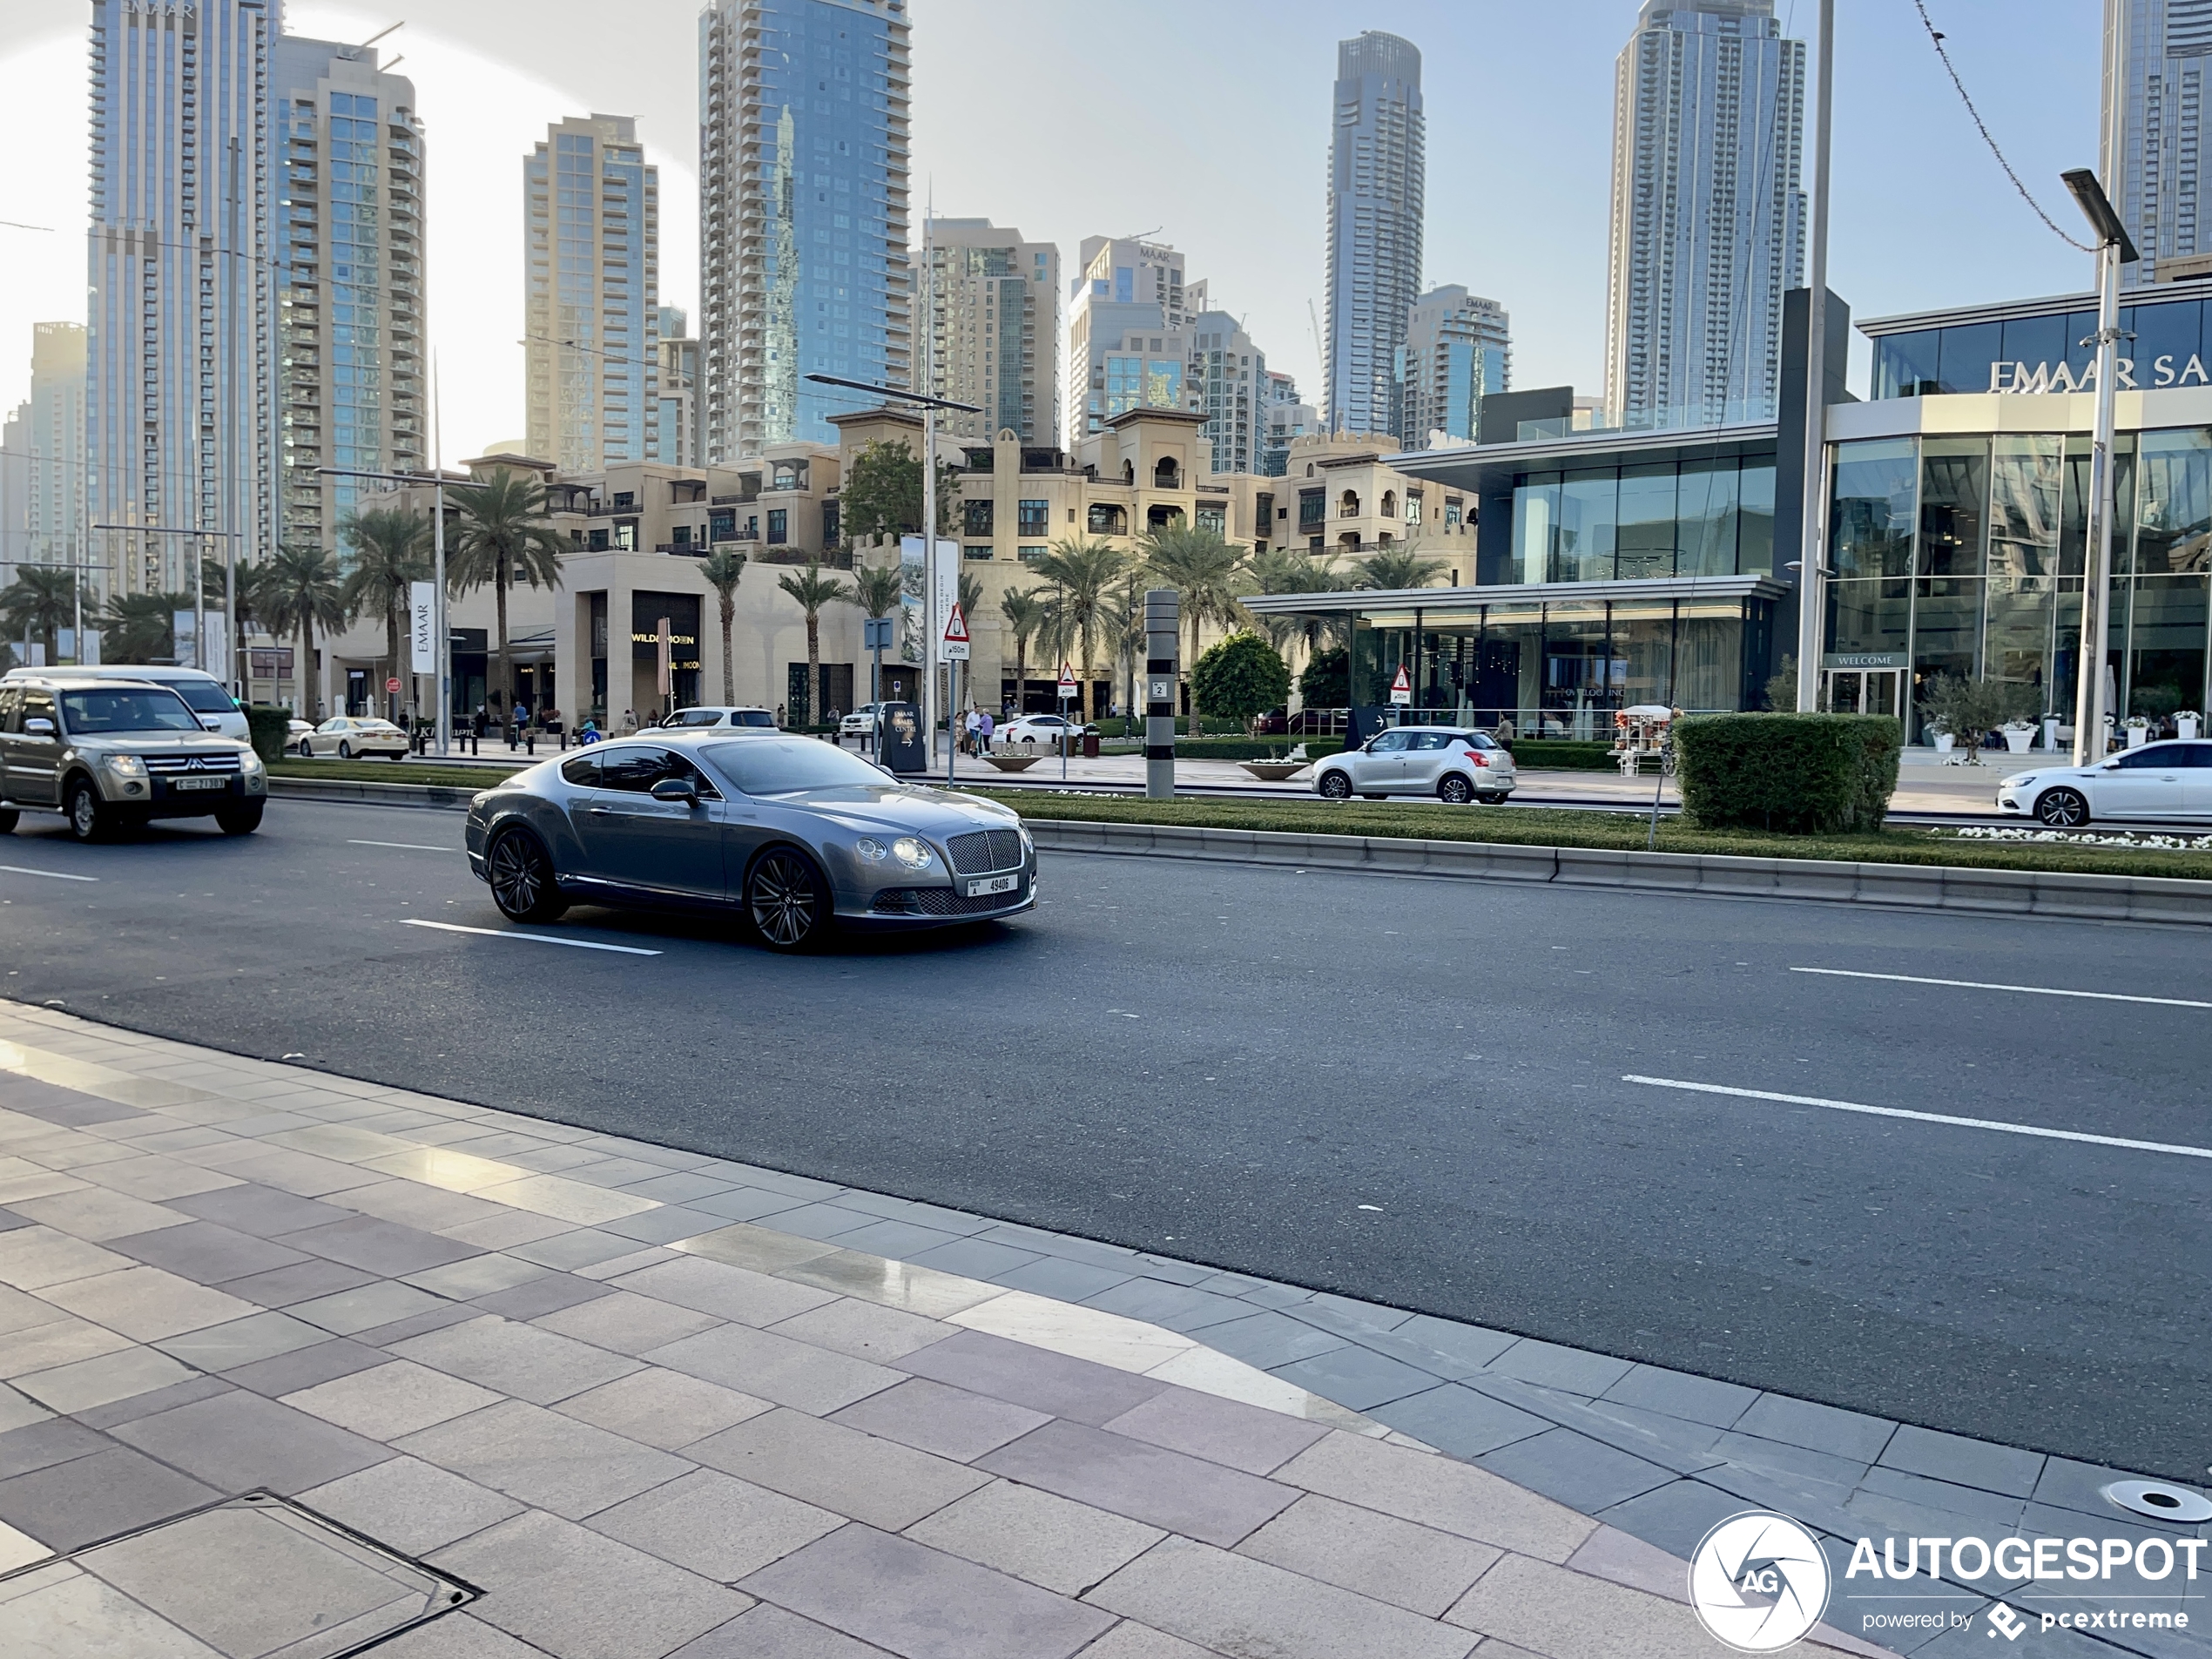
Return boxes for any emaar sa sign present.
[1988,354,2212,393]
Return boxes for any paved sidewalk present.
[0,999,1883,1658]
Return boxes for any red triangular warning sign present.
[1391,664,1412,692]
[943,603,969,644]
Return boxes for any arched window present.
[1154,455,1179,489]
[1123,460,1135,485]
[1379,489,1396,519]
[1339,490,1360,517]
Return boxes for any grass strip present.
[966,789,2212,882]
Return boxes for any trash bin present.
[1082,732,1100,759]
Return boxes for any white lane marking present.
[348,839,453,853]
[399,919,661,956]
[1622,1075,2212,1162]
[1791,966,2212,1009]
[0,865,98,882]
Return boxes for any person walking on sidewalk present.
[977,708,995,752]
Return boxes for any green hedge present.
[1674,712,1901,834]
[244,705,292,765]
[1507,740,1617,772]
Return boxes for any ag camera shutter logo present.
[1689,1511,1832,1652]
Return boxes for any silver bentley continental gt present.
[462,732,1036,950]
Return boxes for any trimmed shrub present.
[244,704,293,765]
[1674,712,1901,834]
[1190,632,1291,729]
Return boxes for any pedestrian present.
[621,708,637,735]
[578,718,601,745]
[977,708,995,752]
[775,703,786,728]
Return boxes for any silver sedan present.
[462,732,1036,949]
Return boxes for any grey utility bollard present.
[1144,588,1178,800]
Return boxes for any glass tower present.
[699,0,912,461]
[921,219,1058,448]
[526,116,658,471]
[87,0,280,596]
[2111,0,2212,281]
[1325,31,1425,440]
[1396,286,1509,447]
[1603,0,1805,428]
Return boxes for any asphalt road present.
[1,797,2206,1479]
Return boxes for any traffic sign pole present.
[943,603,972,786]
[1057,663,1080,782]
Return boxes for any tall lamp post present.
[802,372,982,771]
[1794,0,1837,713]
[2060,168,2139,766]
[319,466,451,759]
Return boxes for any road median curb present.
[1024,817,2212,925]
[270,774,485,810]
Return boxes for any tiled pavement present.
[0,998,2175,1656]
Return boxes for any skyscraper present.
[1188,310,1265,476]
[698,0,912,462]
[2109,0,2212,281]
[1603,0,1805,428]
[656,306,702,467]
[526,115,658,472]
[1067,236,1204,444]
[88,0,280,595]
[1396,287,1509,447]
[1325,31,1425,439]
[921,219,1058,448]
[272,36,428,551]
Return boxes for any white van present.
[4,664,249,742]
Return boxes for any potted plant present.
[2123,713,2152,747]
[2179,710,2202,740]
[1928,719,1956,754]
[2000,718,2036,755]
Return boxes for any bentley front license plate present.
[965,873,1019,898]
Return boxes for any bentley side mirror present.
[650,777,699,805]
[24,718,55,737]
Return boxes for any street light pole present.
[91,527,242,672]
[2061,164,2139,766]
[1795,0,1836,713]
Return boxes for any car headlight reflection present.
[854,837,888,863]
[891,836,934,870]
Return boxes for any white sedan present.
[999,713,1094,745]
[1997,738,2212,824]
[298,716,409,759]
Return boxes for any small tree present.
[1764,653,1799,712]
[1299,645,1348,709]
[837,438,958,544]
[1919,673,2038,761]
[777,561,853,725]
[1190,632,1291,733]
[696,549,749,707]
[999,587,1044,710]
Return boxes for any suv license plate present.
[169,775,229,792]
[965,873,1019,898]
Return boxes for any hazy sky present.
[0,0,2101,462]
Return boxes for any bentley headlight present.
[891,836,934,870]
[854,837,887,863]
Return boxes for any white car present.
[6,664,248,742]
[659,705,779,732]
[999,713,1093,745]
[298,716,409,759]
[1313,726,1517,805]
[1998,738,2212,825]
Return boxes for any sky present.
[0,0,2103,464]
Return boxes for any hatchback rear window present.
[732,710,776,727]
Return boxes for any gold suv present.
[0,674,267,841]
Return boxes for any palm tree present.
[260,543,348,716]
[851,560,903,621]
[777,561,853,726]
[696,548,748,706]
[0,565,90,664]
[98,591,192,664]
[339,507,432,717]
[1358,542,1448,592]
[1028,537,1124,722]
[1101,571,1147,725]
[199,556,276,691]
[448,468,568,715]
[1245,546,1339,662]
[1143,523,1249,736]
[998,587,1044,711]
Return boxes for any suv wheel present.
[215,801,264,835]
[0,806,17,835]
[1438,773,1474,805]
[64,778,109,843]
[487,830,567,923]
[747,847,829,951]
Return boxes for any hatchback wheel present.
[1317,770,1351,800]
[487,830,567,922]
[1438,773,1473,805]
[64,778,109,843]
[747,847,828,951]
[2036,787,2089,828]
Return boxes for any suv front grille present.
[142,753,241,774]
[945,828,1024,874]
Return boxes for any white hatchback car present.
[659,705,780,732]
[1997,738,2212,825]
[1313,726,1518,805]
[298,716,409,759]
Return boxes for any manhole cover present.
[2102,1479,2212,1524]
[0,1490,478,1658]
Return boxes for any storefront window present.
[2128,574,2210,718]
[1676,458,1739,577]
[1738,462,1776,574]
[1556,470,1616,583]
[1873,331,1940,399]
[1615,464,1677,579]
[1676,602,1743,711]
[2133,428,2212,574]
[1827,579,1911,659]
[1986,435,2060,579]
[1984,577,2056,705]
[1539,602,1611,739]
[1830,439,1916,578]
[1919,438,1987,578]
[1513,473,1561,584]
[1934,321,2001,396]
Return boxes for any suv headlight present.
[102,753,147,779]
[238,747,264,775]
[891,836,934,870]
